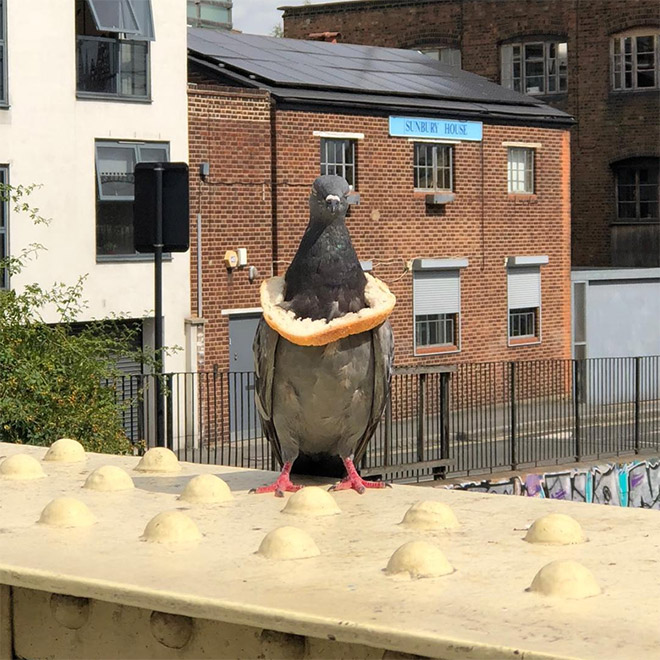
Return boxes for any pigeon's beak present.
[325,194,341,214]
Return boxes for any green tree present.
[0,183,151,454]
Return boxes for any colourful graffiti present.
[447,459,660,509]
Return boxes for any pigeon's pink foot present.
[249,461,302,497]
[329,457,391,494]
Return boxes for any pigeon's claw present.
[329,457,390,494]
[249,461,302,497]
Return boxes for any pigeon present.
[252,175,394,495]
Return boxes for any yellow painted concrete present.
[0,443,658,659]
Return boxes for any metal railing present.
[110,356,660,482]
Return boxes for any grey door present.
[228,314,262,439]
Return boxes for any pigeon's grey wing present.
[354,320,394,465]
[252,317,283,466]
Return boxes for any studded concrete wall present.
[1,441,659,658]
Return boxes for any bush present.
[0,183,149,454]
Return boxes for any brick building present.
[187,29,572,375]
[282,0,660,268]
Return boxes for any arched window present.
[418,47,462,68]
[611,30,660,91]
[612,157,659,222]
[501,39,567,95]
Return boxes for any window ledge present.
[508,193,538,203]
[347,192,360,205]
[508,337,541,347]
[527,92,568,101]
[415,345,460,356]
[423,192,455,205]
[609,88,660,97]
[610,220,660,226]
[96,253,173,264]
[77,93,152,104]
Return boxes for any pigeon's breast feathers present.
[283,175,367,322]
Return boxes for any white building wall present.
[0,0,190,372]
[571,268,660,358]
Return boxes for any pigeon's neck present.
[283,218,367,321]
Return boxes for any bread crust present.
[261,273,396,346]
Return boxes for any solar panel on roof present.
[187,28,570,118]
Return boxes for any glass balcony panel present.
[77,37,118,95]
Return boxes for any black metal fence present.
[113,356,660,482]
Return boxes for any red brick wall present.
[283,0,660,267]
[188,84,273,370]
[273,109,571,367]
[189,81,571,370]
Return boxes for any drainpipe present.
[269,98,278,276]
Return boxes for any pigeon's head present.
[309,175,350,223]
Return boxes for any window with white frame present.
[501,41,567,95]
[508,147,535,194]
[507,266,541,343]
[613,157,659,222]
[320,138,356,189]
[611,32,660,91]
[414,143,453,191]
[418,47,462,68]
[75,0,154,100]
[0,0,6,106]
[95,140,169,257]
[0,166,8,289]
[413,269,461,354]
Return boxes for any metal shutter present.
[508,266,541,309]
[414,270,460,315]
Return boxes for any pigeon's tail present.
[292,452,346,479]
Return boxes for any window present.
[95,140,169,257]
[187,1,232,30]
[612,33,660,91]
[613,157,659,222]
[0,0,6,106]
[508,148,534,194]
[501,41,567,95]
[413,269,461,354]
[419,47,461,68]
[507,265,541,344]
[320,138,356,189]
[76,0,154,100]
[414,143,453,191]
[0,166,7,289]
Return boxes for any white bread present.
[261,273,396,346]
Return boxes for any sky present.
[232,0,332,37]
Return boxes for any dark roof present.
[188,29,573,126]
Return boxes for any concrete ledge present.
[0,443,658,659]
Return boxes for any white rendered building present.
[0,0,191,376]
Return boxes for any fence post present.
[384,396,392,468]
[165,373,174,452]
[417,372,426,462]
[634,356,641,454]
[436,372,450,480]
[573,359,581,461]
[509,362,517,470]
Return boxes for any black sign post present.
[134,162,189,449]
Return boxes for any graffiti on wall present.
[448,460,660,509]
